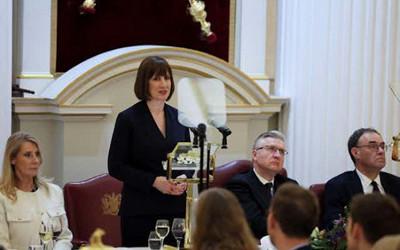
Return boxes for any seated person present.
[225,130,298,239]
[346,193,400,250]
[267,183,319,250]
[323,128,400,228]
[191,187,258,250]
[0,132,72,250]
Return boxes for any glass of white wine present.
[39,214,53,250]
[51,216,62,246]
[171,218,185,250]
[148,231,162,250]
[155,219,169,249]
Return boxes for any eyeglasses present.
[255,145,288,155]
[355,143,391,152]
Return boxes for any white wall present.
[277,0,400,186]
[0,0,13,165]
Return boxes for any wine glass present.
[51,216,63,246]
[28,234,43,250]
[39,220,52,250]
[155,219,169,249]
[171,218,185,250]
[148,231,162,250]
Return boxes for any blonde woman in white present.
[0,132,72,250]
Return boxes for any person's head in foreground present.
[346,193,400,250]
[192,187,258,250]
[267,183,319,250]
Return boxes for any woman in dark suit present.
[108,56,190,247]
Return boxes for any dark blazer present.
[108,101,190,216]
[323,170,400,228]
[225,169,298,239]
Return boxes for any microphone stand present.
[189,127,199,148]
[197,123,206,192]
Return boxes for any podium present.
[165,142,219,249]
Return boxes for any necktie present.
[371,181,380,193]
[265,182,273,200]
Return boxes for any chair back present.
[64,173,123,247]
[211,160,252,187]
[211,159,288,187]
[309,183,326,226]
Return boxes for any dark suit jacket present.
[225,169,298,239]
[108,101,190,216]
[323,170,400,228]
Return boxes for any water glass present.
[148,231,162,250]
[155,219,169,249]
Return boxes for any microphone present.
[208,119,232,149]
[197,123,206,138]
[216,126,232,136]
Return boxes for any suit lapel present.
[380,172,394,195]
[347,171,363,195]
[247,170,269,209]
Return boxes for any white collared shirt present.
[356,169,385,194]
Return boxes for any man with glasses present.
[323,128,400,229]
[225,130,298,239]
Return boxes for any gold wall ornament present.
[392,134,400,161]
[389,83,400,162]
[188,0,217,43]
[101,193,121,216]
[80,0,96,15]
[80,228,113,250]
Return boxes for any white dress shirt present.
[356,169,385,194]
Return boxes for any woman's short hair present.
[0,131,47,201]
[192,188,258,250]
[134,56,175,101]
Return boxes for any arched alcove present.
[13,46,288,184]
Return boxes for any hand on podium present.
[153,176,187,195]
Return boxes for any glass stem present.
[161,238,164,250]
[177,240,180,250]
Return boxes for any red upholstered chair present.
[211,159,288,187]
[309,183,326,226]
[64,173,123,247]
[211,160,252,187]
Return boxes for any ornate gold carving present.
[101,192,121,216]
[80,228,113,250]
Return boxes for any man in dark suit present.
[346,193,400,250]
[323,127,400,229]
[267,183,319,250]
[225,130,298,239]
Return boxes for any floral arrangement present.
[310,208,348,250]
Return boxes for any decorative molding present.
[50,0,57,75]
[12,97,112,121]
[228,0,236,65]
[248,74,274,80]
[16,73,55,79]
[41,46,287,109]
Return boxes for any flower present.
[310,208,348,250]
